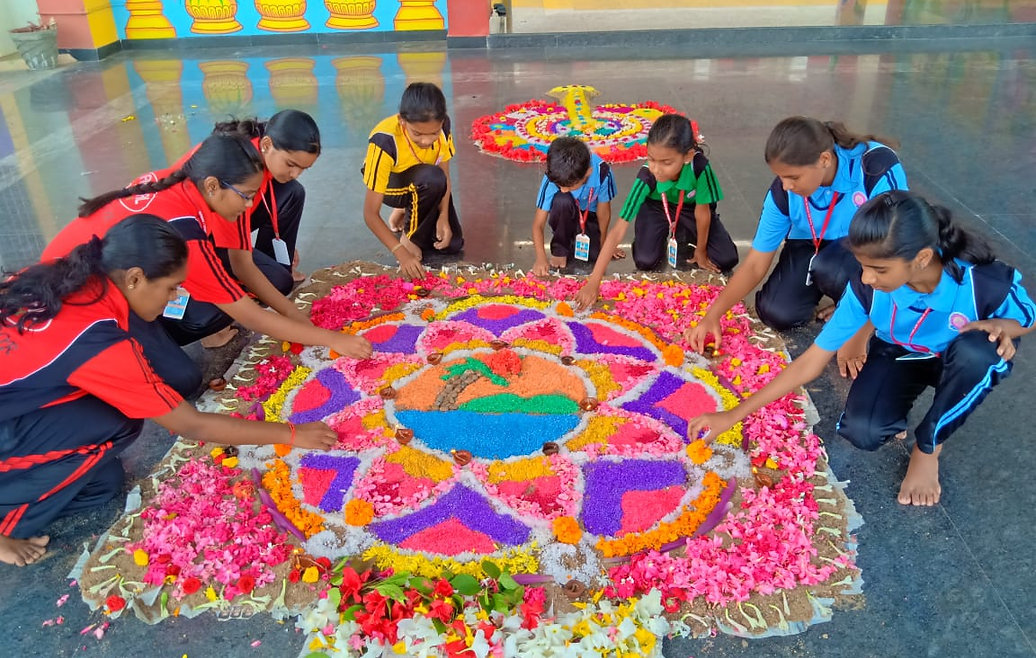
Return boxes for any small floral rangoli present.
[74,263,863,657]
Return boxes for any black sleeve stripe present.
[197,241,243,298]
[370,132,397,162]
[692,152,708,178]
[599,162,611,187]
[972,261,1016,319]
[848,270,874,314]
[768,177,789,216]
[128,337,179,408]
[862,146,901,195]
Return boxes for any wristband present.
[391,242,404,254]
[287,422,296,447]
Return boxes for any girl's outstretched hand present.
[686,410,739,443]
[293,422,339,451]
[331,334,373,360]
[962,318,1019,360]
[684,316,722,354]
[574,280,600,311]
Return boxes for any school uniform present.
[816,259,1035,454]
[620,152,737,272]
[753,141,907,329]
[362,115,464,254]
[173,138,299,296]
[0,280,183,538]
[41,174,246,351]
[535,152,616,263]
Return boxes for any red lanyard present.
[660,189,685,239]
[804,192,840,254]
[403,130,441,165]
[888,302,938,355]
[578,187,597,234]
[259,175,279,239]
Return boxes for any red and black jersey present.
[41,174,245,306]
[169,137,272,253]
[0,279,182,423]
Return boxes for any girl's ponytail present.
[932,203,994,267]
[1,215,187,332]
[77,170,189,217]
[849,190,996,282]
[766,116,897,166]
[213,117,264,139]
[75,134,261,218]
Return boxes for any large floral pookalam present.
[263,294,746,574]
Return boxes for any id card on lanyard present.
[803,192,840,286]
[574,187,597,262]
[163,286,190,320]
[890,303,940,360]
[661,189,685,269]
[260,183,291,265]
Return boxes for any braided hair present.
[77,133,263,217]
[1,215,187,332]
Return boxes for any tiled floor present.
[0,24,1034,658]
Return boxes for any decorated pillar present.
[394,0,444,30]
[396,50,447,90]
[332,55,385,134]
[184,0,244,34]
[255,0,311,32]
[201,60,254,116]
[123,0,177,39]
[266,58,319,109]
[325,0,379,29]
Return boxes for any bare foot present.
[0,534,49,566]
[549,255,567,269]
[816,304,836,322]
[200,326,239,349]
[898,444,942,506]
[387,208,406,232]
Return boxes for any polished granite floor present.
[1,28,1035,658]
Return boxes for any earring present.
[128,285,135,290]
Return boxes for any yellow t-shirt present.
[362,115,456,195]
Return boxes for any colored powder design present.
[451,305,545,335]
[567,321,655,361]
[289,368,361,424]
[622,371,720,438]
[369,485,530,548]
[580,459,687,536]
[299,454,361,513]
[364,323,424,354]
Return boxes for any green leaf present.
[376,583,406,602]
[450,573,480,596]
[479,593,493,613]
[499,572,519,591]
[432,618,447,635]
[341,603,364,621]
[325,587,341,611]
[491,592,510,612]
[481,561,501,579]
[304,653,330,658]
[408,577,433,595]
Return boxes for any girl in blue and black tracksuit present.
[689,190,1034,507]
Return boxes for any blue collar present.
[888,260,968,312]
[829,143,867,195]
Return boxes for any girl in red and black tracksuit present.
[179,110,321,299]
[42,134,370,384]
[1,216,341,567]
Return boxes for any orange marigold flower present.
[555,301,574,317]
[553,516,582,544]
[662,344,685,368]
[345,498,374,526]
[273,443,291,457]
[686,439,712,465]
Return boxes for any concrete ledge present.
[119,29,447,51]
[486,21,1036,50]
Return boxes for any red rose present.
[181,577,202,595]
[238,575,255,594]
[288,569,300,583]
[105,595,126,612]
[433,579,454,598]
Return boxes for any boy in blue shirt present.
[689,191,1034,507]
[531,137,618,276]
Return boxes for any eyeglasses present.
[219,180,256,202]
